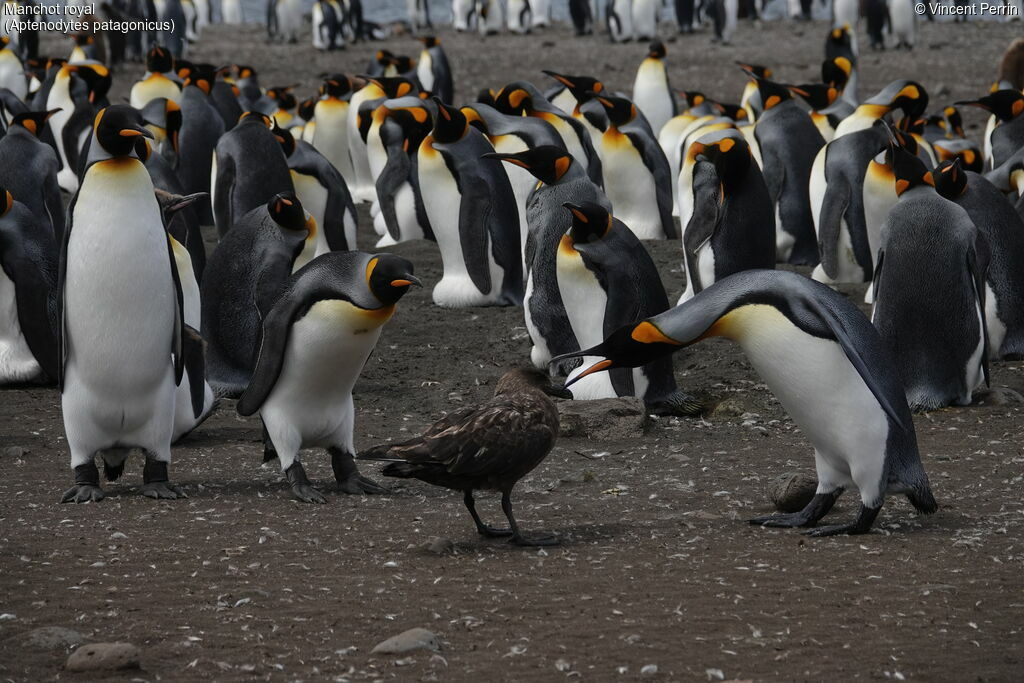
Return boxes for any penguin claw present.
[336,475,389,495]
[510,533,560,547]
[804,523,870,537]
[140,481,186,500]
[747,513,813,528]
[291,483,328,504]
[60,484,105,504]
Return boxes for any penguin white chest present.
[633,61,672,136]
[600,131,661,239]
[311,101,352,180]
[722,305,889,481]
[0,267,42,382]
[417,52,434,92]
[557,245,616,399]
[291,173,330,257]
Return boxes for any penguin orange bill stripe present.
[564,359,613,387]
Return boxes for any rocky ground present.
[1,17,1023,683]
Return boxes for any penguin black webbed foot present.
[804,504,881,537]
[750,490,844,529]
[60,484,106,504]
[331,448,389,494]
[477,525,514,538]
[510,533,560,547]
[285,462,327,504]
[747,512,816,528]
[140,481,187,499]
[337,474,389,495]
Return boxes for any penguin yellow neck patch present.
[631,322,681,346]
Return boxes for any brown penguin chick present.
[359,369,560,546]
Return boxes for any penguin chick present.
[359,368,560,546]
[553,270,938,537]
[237,251,420,503]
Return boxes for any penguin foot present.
[804,504,881,537]
[510,533,560,547]
[337,474,389,495]
[747,512,816,528]
[60,484,105,504]
[477,525,514,538]
[285,462,327,504]
[140,481,187,499]
[332,448,389,494]
[648,391,707,417]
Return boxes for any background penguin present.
[0,110,63,240]
[787,57,855,142]
[632,40,676,138]
[679,129,775,302]
[607,0,634,43]
[888,0,916,50]
[275,123,357,253]
[558,202,701,416]
[748,74,825,265]
[176,65,226,225]
[933,160,1024,361]
[201,192,316,397]
[670,112,737,220]
[871,139,989,412]
[212,111,294,237]
[824,25,858,106]
[452,0,475,31]
[0,36,27,100]
[593,94,675,240]
[0,188,58,385]
[865,0,888,50]
[46,62,111,194]
[416,36,453,104]
[484,146,608,375]
[129,45,180,109]
[507,0,532,34]
[407,0,432,30]
[532,0,552,27]
[371,104,434,247]
[569,0,594,35]
[553,269,937,536]
[237,252,418,502]
[348,77,419,204]
[711,0,738,45]
[632,0,658,41]
[59,105,186,503]
[956,90,1024,172]
[540,70,608,146]
[476,0,503,35]
[311,0,343,51]
[310,75,355,185]
[209,71,245,130]
[417,100,523,308]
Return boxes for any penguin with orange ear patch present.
[871,133,990,412]
[0,110,64,240]
[956,90,1024,171]
[176,64,226,224]
[552,269,937,537]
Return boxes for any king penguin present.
[176,64,226,225]
[553,269,938,536]
[59,105,186,503]
[129,45,181,109]
[0,110,64,240]
[956,90,1024,172]
[417,100,523,307]
[237,252,419,502]
[416,36,453,104]
[370,103,435,246]
[632,40,676,138]
[871,136,989,412]
[607,0,634,43]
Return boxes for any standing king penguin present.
[0,110,64,240]
[555,269,938,536]
[60,106,186,503]
[632,40,676,138]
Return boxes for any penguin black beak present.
[481,152,529,169]
[120,126,155,139]
[953,99,988,111]
[167,192,208,213]
[391,274,422,288]
[563,359,614,389]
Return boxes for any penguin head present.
[141,98,182,155]
[563,202,613,245]
[319,74,353,99]
[735,62,773,79]
[934,141,982,173]
[67,63,112,104]
[366,76,418,100]
[682,91,708,110]
[92,105,155,158]
[71,33,94,48]
[714,102,748,123]
[866,80,929,119]
[647,40,667,60]
[11,109,59,138]
[267,192,308,232]
[238,111,274,128]
[787,83,838,111]
[593,95,637,127]
[748,73,795,112]
[374,49,396,69]
[271,119,295,156]
[691,133,752,187]
[419,35,440,49]
[145,45,173,74]
[543,71,604,100]
[236,64,257,80]
[0,188,12,217]
[885,124,933,197]
[553,320,684,387]
[431,99,468,144]
[493,86,533,116]
[365,254,421,306]
[476,88,498,107]
[461,106,487,134]
[154,189,207,223]
[297,96,317,122]
[266,86,298,111]
[390,55,416,74]
[826,25,853,51]
[931,159,967,200]
[942,105,965,138]
[184,64,217,95]
[955,90,1024,123]
[821,57,851,92]
[483,145,573,186]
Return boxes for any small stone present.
[422,537,455,556]
[2,446,25,458]
[557,397,649,439]
[554,657,572,672]
[109,532,128,540]
[65,642,141,672]
[641,663,659,676]
[767,472,818,513]
[371,628,440,655]
[11,626,84,651]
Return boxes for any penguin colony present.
[0,12,1022,542]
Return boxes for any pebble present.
[641,663,659,676]
[767,472,818,513]
[2,446,25,458]
[65,642,141,672]
[371,627,441,655]
[422,537,455,556]
[13,626,84,651]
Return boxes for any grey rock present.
[65,642,141,671]
[767,472,818,513]
[371,627,441,655]
[641,663,659,676]
[12,626,84,651]
[2,446,26,458]
[557,397,649,439]
[422,537,455,556]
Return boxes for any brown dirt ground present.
[2,17,1024,683]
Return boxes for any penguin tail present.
[906,485,938,515]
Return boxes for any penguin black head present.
[735,62,772,79]
[93,105,155,158]
[682,91,707,109]
[267,192,307,232]
[390,55,416,73]
[297,97,317,122]
[419,35,440,48]
[145,45,173,74]
[238,111,274,129]
[155,189,208,223]
[483,145,573,186]
[714,102,748,122]
[476,88,498,107]
[68,63,112,104]
[593,95,637,127]
[185,64,217,95]
[885,125,933,197]
[236,64,257,80]
[266,86,298,111]
[366,254,421,306]
[271,120,295,156]
[647,40,667,60]
[71,33,94,48]
[955,90,1024,123]
[553,320,684,387]
[563,201,613,244]
[867,80,929,119]
[787,83,838,111]
[748,74,794,111]
[542,71,604,104]
[387,107,433,151]
[942,105,965,138]
[320,74,353,99]
[826,25,854,52]
[11,109,59,138]
[431,99,468,144]
[493,86,533,115]
[931,159,967,200]
[821,57,851,91]
[691,134,752,187]
[374,49,395,68]
[935,141,982,173]
[367,76,418,100]
[0,188,12,217]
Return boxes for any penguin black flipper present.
[457,173,495,296]
[683,161,722,296]
[63,106,94,182]
[968,232,991,387]
[212,154,235,236]
[164,233,185,385]
[0,219,59,381]
[375,128,413,242]
[182,325,207,418]
[43,173,65,242]
[816,176,850,281]
[627,130,675,239]
[56,192,80,390]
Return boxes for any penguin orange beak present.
[482,152,529,169]
[563,359,614,389]
[390,275,422,288]
[120,126,155,139]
